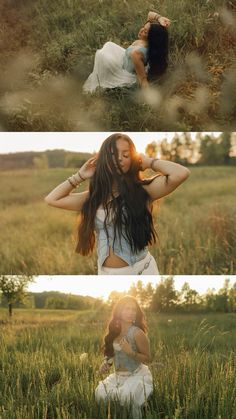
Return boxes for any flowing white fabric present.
[95,364,153,419]
[98,252,159,275]
[83,42,137,93]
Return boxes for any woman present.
[83,11,170,92]
[45,133,190,275]
[95,295,153,419]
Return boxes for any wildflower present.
[80,352,88,362]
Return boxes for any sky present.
[27,275,234,301]
[0,132,222,154]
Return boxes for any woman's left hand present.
[138,153,153,171]
[119,338,133,355]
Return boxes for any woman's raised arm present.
[147,11,171,28]
[140,154,190,201]
[44,157,97,211]
[44,180,89,211]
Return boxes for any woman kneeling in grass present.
[96,295,153,418]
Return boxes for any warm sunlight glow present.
[0,132,222,154]
[28,276,234,301]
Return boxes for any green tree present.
[228,282,236,312]
[151,277,178,312]
[179,282,200,312]
[0,275,34,317]
[199,133,232,165]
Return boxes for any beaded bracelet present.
[78,170,85,181]
[67,171,86,188]
[68,177,77,188]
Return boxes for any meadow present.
[0,0,235,131]
[1,166,236,275]
[0,308,235,418]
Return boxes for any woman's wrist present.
[77,170,86,181]
[150,158,159,171]
[67,170,86,188]
[148,11,161,23]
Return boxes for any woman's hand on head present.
[159,16,171,28]
[79,156,97,180]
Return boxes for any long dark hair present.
[103,295,147,358]
[76,133,157,255]
[147,23,169,81]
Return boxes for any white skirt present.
[95,364,153,419]
[83,42,137,93]
[98,252,159,275]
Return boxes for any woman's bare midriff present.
[103,246,129,268]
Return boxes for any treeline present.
[0,291,103,311]
[1,133,236,171]
[0,149,92,171]
[146,132,236,166]
[108,278,236,314]
[0,278,235,314]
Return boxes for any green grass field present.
[0,0,235,131]
[0,166,236,275]
[0,308,235,418]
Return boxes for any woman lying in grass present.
[83,11,170,92]
[45,133,190,275]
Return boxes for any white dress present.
[96,327,153,419]
[83,41,138,93]
[95,363,153,419]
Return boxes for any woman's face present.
[120,301,137,323]
[113,138,132,173]
[138,22,151,41]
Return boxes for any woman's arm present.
[44,180,89,211]
[44,157,97,211]
[147,11,171,28]
[119,329,151,364]
[130,50,148,87]
[140,154,190,201]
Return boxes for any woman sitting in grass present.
[95,295,153,419]
[83,11,170,92]
[45,133,190,275]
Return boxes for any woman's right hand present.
[99,361,110,374]
[140,78,149,88]
[79,156,97,180]
[158,16,171,28]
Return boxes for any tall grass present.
[0,0,235,131]
[1,166,235,275]
[0,309,235,418]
